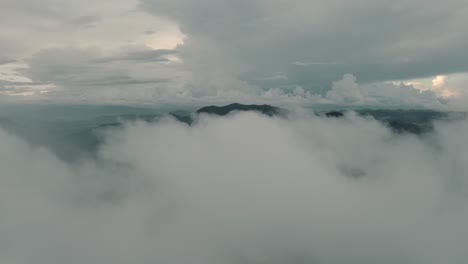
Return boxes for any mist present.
[1,111,468,264]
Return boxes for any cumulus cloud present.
[432,75,448,89]
[324,74,442,108]
[326,74,364,104]
[1,112,468,263]
[392,72,468,109]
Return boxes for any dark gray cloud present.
[95,49,176,63]
[142,0,468,91]
[71,14,101,28]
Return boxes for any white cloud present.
[326,74,364,104]
[432,75,448,89]
[389,72,468,109]
[1,112,468,263]
[324,74,443,108]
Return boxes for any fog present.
[1,111,468,264]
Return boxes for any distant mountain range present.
[320,109,457,135]
[172,104,455,135]
[197,103,284,116]
[171,103,286,124]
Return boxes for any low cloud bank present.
[1,112,468,263]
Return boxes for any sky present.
[1,0,468,108]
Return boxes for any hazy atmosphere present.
[1,1,468,263]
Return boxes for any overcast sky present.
[1,0,467,108]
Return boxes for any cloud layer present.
[0,0,468,107]
[142,0,468,94]
[1,112,468,263]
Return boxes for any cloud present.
[432,75,448,89]
[392,72,468,109]
[17,47,190,102]
[326,74,364,104]
[70,14,101,28]
[0,0,184,57]
[292,61,340,66]
[95,49,177,63]
[0,0,190,103]
[324,74,443,108]
[1,0,467,105]
[0,56,15,65]
[142,0,468,95]
[1,111,468,263]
